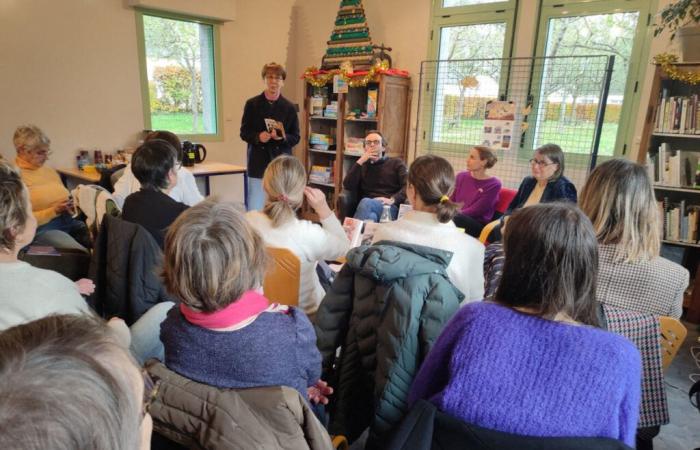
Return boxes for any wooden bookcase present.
[638,62,700,322]
[300,74,411,219]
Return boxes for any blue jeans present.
[353,198,398,222]
[247,177,265,211]
[36,214,90,249]
[130,301,175,365]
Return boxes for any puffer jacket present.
[88,214,171,324]
[146,360,333,450]
[314,241,464,448]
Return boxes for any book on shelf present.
[661,198,700,243]
[654,91,700,134]
[344,136,364,156]
[653,142,699,187]
[309,165,333,184]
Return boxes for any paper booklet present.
[343,217,364,248]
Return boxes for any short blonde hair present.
[162,199,268,312]
[579,158,660,262]
[262,155,305,227]
[13,125,50,153]
[0,161,30,252]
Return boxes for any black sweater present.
[240,93,300,178]
[122,189,189,249]
[343,157,408,205]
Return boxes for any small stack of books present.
[309,165,333,184]
[310,133,335,151]
[324,101,338,118]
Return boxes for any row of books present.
[654,91,700,135]
[661,199,700,243]
[648,143,700,187]
[310,133,335,151]
[309,165,333,184]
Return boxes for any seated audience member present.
[0,160,90,330]
[160,200,326,402]
[451,146,502,238]
[489,143,576,241]
[121,139,188,249]
[409,203,641,447]
[246,155,350,315]
[0,314,152,450]
[13,124,90,249]
[372,154,484,301]
[580,158,688,318]
[112,130,203,208]
[343,130,407,222]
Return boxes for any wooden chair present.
[478,187,518,244]
[262,247,301,307]
[659,316,687,370]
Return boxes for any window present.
[136,12,221,138]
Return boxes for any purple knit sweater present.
[450,172,502,224]
[408,302,641,447]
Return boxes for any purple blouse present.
[450,172,502,224]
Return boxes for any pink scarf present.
[180,290,269,329]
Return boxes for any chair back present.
[659,316,687,370]
[263,247,301,307]
[494,187,517,217]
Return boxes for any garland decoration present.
[302,60,409,88]
[654,53,700,85]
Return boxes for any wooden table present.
[58,161,248,205]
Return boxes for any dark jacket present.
[314,241,463,448]
[387,400,633,450]
[88,215,171,325]
[342,157,408,205]
[121,189,188,249]
[504,175,577,216]
[240,93,300,178]
[146,360,333,450]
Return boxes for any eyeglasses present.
[265,75,283,81]
[141,370,160,418]
[529,158,555,168]
[28,148,51,156]
[364,139,381,147]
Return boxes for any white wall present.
[0,0,295,203]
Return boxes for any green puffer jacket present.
[315,241,464,448]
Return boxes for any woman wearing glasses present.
[489,143,576,241]
[13,124,90,249]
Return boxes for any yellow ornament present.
[340,60,354,75]
[654,53,700,85]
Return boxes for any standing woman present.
[451,146,502,238]
[372,154,484,302]
[580,158,688,318]
[240,63,300,211]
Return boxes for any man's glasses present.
[364,139,381,147]
[529,158,555,168]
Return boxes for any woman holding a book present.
[246,155,350,316]
[580,158,688,318]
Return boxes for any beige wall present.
[0,0,295,202]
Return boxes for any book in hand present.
[25,245,60,256]
[343,217,364,248]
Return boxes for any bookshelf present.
[301,73,411,220]
[639,62,700,322]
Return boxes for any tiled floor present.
[656,321,700,450]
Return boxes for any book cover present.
[342,217,363,247]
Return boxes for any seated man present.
[121,139,188,249]
[343,130,407,222]
[13,124,90,249]
[0,314,152,450]
[112,130,204,208]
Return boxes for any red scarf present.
[179,290,269,329]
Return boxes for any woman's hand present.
[307,379,333,405]
[304,187,332,220]
[54,198,74,215]
[75,278,95,295]
[259,131,272,143]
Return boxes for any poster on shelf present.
[333,74,348,94]
[481,100,516,151]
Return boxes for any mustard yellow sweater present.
[15,157,69,226]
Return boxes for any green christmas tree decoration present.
[322,0,375,69]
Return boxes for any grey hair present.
[580,158,660,262]
[13,125,50,152]
[0,314,142,450]
[0,160,30,252]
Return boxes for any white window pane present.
[143,15,217,135]
[443,0,504,6]
[433,23,507,144]
[535,12,639,155]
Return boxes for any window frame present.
[135,9,224,142]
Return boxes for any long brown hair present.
[496,202,599,326]
[408,155,459,223]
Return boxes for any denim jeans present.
[247,177,265,211]
[36,214,90,249]
[353,197,398,222]
[129,301,175,365]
